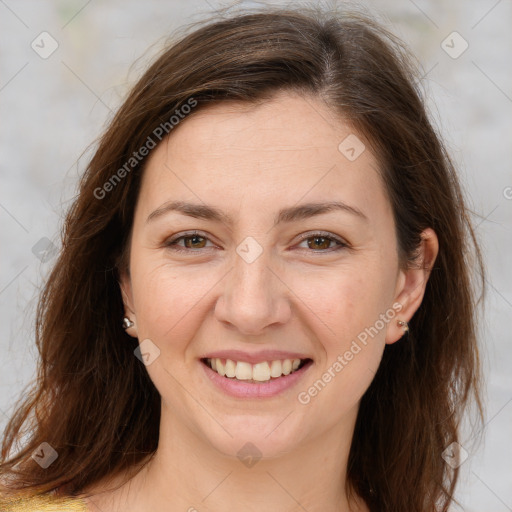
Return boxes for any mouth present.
[201,357,313,383]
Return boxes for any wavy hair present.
[0,6,484,511]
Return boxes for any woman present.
[0,5,484,512]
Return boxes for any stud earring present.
[122,317,134,329]
[397,319,409,332]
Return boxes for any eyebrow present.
[146,200,368,226]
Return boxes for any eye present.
[165,231,216,252]
[295,232,347,252]
[164,230,348,254]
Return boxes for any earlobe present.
[122,315,138,338]
[385,228,439,345]
[384,317,409,345]
[119,269,138,338]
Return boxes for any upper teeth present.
[207,358,302,382]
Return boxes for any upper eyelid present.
[295,231,345,243]
[166,230,347,248]
[167,231,216,245]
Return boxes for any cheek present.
[130,260,215,347]
[293,267,393,417]
[294,261,393,345]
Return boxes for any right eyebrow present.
[146,200,368,226]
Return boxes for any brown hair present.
[0,5,484,511]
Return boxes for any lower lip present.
[200,359,313,399]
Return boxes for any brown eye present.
[296,232,346,252]
[307,236,332,250]
[182,234,207,249]
[165,231,215,253]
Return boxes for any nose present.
[214,248,292,336]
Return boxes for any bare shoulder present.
[75,470,139,512]
[78,491,117,512]
[76,458,152,512]
[75,484,117,512]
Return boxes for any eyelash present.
[164,230,348,254]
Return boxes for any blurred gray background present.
[0,1,510,510]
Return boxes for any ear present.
[386,228,439,344]
[119,268,138,339]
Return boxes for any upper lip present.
[201,349,312,365]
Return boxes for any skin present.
[81,90,438,512]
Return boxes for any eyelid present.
[164,230,348,253]
[165,230,217,251]
[295,230,347,245]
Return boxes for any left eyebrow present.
[146,200,368,226]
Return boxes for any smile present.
[202,357,310,382]
[200,356,314,399]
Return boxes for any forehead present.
[160,91,365,164]
[137,91,390,228]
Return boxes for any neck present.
[113,403,367,512]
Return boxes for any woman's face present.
[121,90,431,459]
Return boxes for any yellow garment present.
[0,494,88,511]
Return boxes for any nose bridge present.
[215,238,290,334]
[234,246,272,301]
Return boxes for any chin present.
[198,413,305,462]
